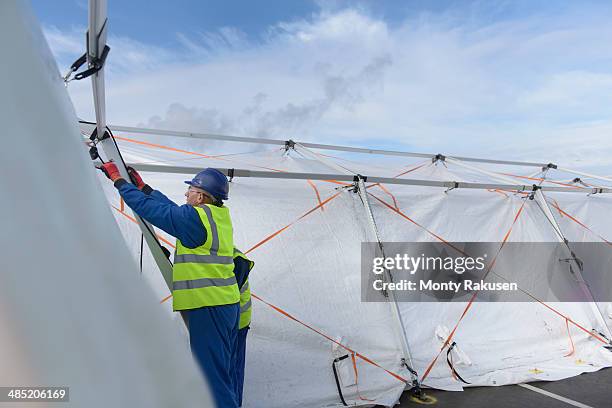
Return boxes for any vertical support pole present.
[356,177,422,389]
[86,0,174,290]
[293,141,423,388]
[533,189,612,341]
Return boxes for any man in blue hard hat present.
[100,163,240,408]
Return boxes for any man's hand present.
[98,162,123,182]
[127,166,145,189]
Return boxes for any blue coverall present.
[115,179,239,408]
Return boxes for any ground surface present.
[394,367,612,408]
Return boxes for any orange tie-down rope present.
[112,194,413,386]
[114,134,333,212]
[564,318,576,358]
[115,132,433,216]
[113,135,284,173]
[111,204,176,249]
[498,172,584,189]
[350,353,376,402]
[365,160,432,211]
[251,292,409,385]
[367,192,468,257]
[548,200,612,246]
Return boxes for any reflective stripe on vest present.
[240,299,252,314]
[172,205,239,311]
[234,248,253,329]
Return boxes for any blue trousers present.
[232,327,249,407]
[185,304,239,408]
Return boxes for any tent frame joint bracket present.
[284,139,296,152]
[432,153,446,164]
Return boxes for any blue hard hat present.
[185,168,229,200]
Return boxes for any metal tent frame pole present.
[288,142,423,390]
[123,163,612,194]
[105,123,550,168]
[445,157,524,185]
[555,166,612,186]
[293,142,356,175]
[533,189,612,342]
[355,177,422,390]
[86,0,173,289]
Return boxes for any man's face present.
[185,186,205,206]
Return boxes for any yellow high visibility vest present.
[172,205,239,311]
[234,248,254,329]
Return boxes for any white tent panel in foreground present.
[1,2,213,406]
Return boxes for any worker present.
[231,249,254,407]
[99,162,240,408]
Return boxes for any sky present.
[31,0,612,174]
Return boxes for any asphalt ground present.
[395,367,612,408]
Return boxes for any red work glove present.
[127,166,145,189]
[98,162,123,182]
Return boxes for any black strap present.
[446,342,470,384]
[70,45,111,81]
[139,234,144,273]
[332,354,350,406]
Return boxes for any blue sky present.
[33,1,603,47]
[31,1,612,173]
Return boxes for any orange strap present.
[368,183,399,210]
[498,172,583,189]
[393,161,431,178]
[350,353,375,402]
[245,192,342,254]
[548,200,612,246]
[515,285,608,345]
[115,133,341,211]
[368,192,468,257]
[564,318,575,357]
[307,180,324,211]
[252,293,409,384]
[111,204,176,248]
[368,160,431,209]
[114,134,285,173]
[488,189,510,198]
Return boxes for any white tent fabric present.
[1,2,213,406]
[92,127,612,406]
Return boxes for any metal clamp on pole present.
[544,162,558,170]
[64,45,111,82]
[432,153,446,163]
[349,174,367,193]
[445,181,459,194]
[588,187,605,196]
[284,139,296,152]
[528,184,541,200]
[62,52,87,82]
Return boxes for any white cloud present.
[43,25,83,57]
[43,25,178,75]
[42,5,612,174]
